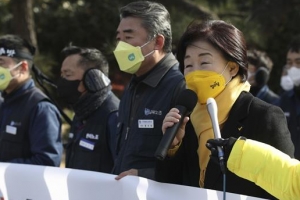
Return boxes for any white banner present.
[0,163,265,200]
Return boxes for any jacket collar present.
[3,79,34,100]
[140,53,179,88]
[222,91,253,138]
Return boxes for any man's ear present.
[154,34,165,51]
[228,61,239,77]
[20,61,29,74]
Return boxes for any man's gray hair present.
[120,1,172,53]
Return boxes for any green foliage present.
[33,0,120,69]
[168,6,201,50]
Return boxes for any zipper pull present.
[125,127,130,140]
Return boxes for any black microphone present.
[206,98,226,174]
[155,89,197,160]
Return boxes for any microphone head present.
[176,89,198,112]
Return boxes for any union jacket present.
[113,53,186,179]
[0,79,63,166]
[156,91,294,199]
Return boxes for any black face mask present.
[57,77,82,105]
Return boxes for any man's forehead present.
[61,57,84,74]
[117,17,145,32]
[287,51,300,59]
[0,56,14,63]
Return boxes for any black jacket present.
[205,91,294,199]
[155,120,200,187]
[156,92,294,199]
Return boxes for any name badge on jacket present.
[79,138,95,150]
[284,112,290,117]
[138,119,154,128]
[6,125,17,135]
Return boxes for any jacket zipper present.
[125,127,130,140]
[124,83,137,141]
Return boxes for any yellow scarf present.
[190,76,250,187]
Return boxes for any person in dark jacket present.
[0,34,63,166]
[57,46,119,173]
[112,1,186,180]
[279,36,300,160]
[247,49,280,105]
[157,20,294,199]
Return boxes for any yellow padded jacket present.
[228,138,300,200]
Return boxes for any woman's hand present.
[162,108,189,148]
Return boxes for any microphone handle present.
[207,98,226,174]
[155,105,187,160]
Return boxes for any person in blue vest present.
[279,36,300,160]
[57,46,119,173]
[0,34,63,166]
[112,1,186,180]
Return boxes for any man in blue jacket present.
[113,1,186,180]
[0,34,63,166]
[57,46,119,173]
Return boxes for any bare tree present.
[10,0,38,53]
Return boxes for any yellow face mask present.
[113,41,153,74]
[185,64,229,104]
[0,62,22,91]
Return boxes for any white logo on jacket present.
[86,133,99,140]
[144,108,162,116]
[10,121,21,126]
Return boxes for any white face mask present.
[287,66,300,86]
[280,75,294,91]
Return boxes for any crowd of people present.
[0,1,299,199]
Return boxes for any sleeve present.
[156,120,200,187]
[170,79,186,108]
[228,139,300,200]
[166,79,186,157]
[9,101,63,166]
[257,104,295,157]
[138,168,155,179]
[107,111,119,160]
[251,103,295,157]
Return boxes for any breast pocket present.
[0,128,26,161]
[135,118,163,157]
